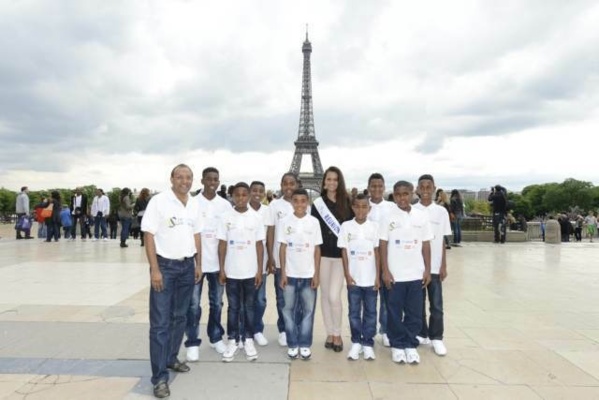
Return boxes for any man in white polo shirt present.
[142,164,203,399]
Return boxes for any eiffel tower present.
[289,30,324,192]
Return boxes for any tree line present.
[1,178,598,220]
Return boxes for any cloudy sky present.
[1,0,598,193]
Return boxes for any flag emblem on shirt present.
[395,239,400,244]
[350,251,355,255]
[229,240,234,245]
[288,242,293,247]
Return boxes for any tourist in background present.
[488,185,508,244]
[60,205,72,239]
[15,186,33,239]
[44,191,62,242]
[449,190,464,247]
[311,166,353,352]
[70,187,89,241]
[134,188,151,246]
[118,187,133,248]
[91,188,110,241]
[584,211,597,243]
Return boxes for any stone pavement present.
[1,224,599,399]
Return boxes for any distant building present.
[477,188,491,201]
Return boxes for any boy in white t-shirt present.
[278,188,323,360]
[380,180,433,365]
[185,167,232,362]
[367,172,395,348]
[266,172,301,347]
[414,174,452,356]
[217,182,265,362]
[249,180,270,346]
[338,194,380,361]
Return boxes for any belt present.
[157,254,195,262]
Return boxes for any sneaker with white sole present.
[363,346,376,360]
[391,348,407,363]
[287,347,299,359]
[278,332,287,347]
[416,335,431,345]
[405,348,420,364]
[211,340,227,354]
[238,340,244,349]
[244,338,259,361]
[254,332,268,346]
[431,339,447,356]
[222,340,239,362]
[299,347,311,360]
[347,343,362,360]
[186,346,199,362]
[382,334,390,347]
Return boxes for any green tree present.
[0,188,17,214]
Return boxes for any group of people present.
[13,186,152,247]
[145,164,451,399]
[559,211,598,242]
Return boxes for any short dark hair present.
[250,180,265,188]
[233,182,250,192]
[202,167,219,177]
[171,164,193,178]
[393,180,414,191]
[21,186,28,192]
[280,172,298,184]
[352,193,369,205]
[292,188,309,199]
[368,173,385,185]
[418,174,435,184]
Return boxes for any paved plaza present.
[1,224,599,400]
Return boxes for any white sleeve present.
[337,223,348,249]
[216,214,227,241]
[141,197,159,234]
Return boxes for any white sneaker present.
[92,238,98,242]
[299,347,312,360]
[186,346,199,362]
[287,347,299,359]
[278,332,287,347]
[382,334,390,347]
[431,339,447,356]
[238,340,244,349]
[103,237,109,241]
[222,339,238,362]
[211,339,227,354]
[254,332,268,346]
[347,343,362,360]
[391,348,407,363]
[405,348,420,364]
[244,338,258,361]
[363,346,376,360]
[416,335,431,345]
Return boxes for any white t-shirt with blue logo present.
[217,209,265,280]
[197,194,233,273]
[337,219,379,287]
[276,213,323,279]
[379,206,433,282]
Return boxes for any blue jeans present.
[274,269,286,333]
[71,214,86,239]
[120,218,132,243]
[185,271,225,347]
[378,278,388,335]
[149,256,195,385]
[348,285,377,346]
[94,216,107,239]
[420,274,444,340]
[282,277,317,348]
[226,278,256,342]
[254,274,267,334]
[45,219,60,241]
[452,217,462,244]
[386,280,423,349]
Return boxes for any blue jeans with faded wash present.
[282,277,317,348]
[149,256,195,385]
